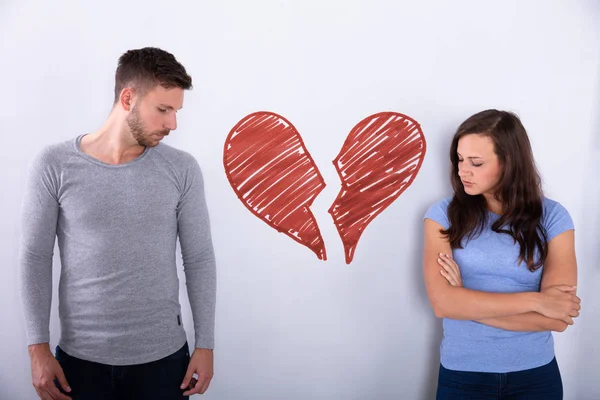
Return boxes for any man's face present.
[126,85,184,147]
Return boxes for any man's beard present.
[126,106,170,147]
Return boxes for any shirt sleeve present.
[18,148,60,345]
[543,200,575,241]
[177,156,217,349]
[423,198,451,230]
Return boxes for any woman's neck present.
[483,193,503,214]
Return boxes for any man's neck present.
[80,114,145,165]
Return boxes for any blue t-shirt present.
[424,196,575,373]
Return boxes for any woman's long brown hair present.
[442,109,548,271]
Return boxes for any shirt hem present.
[57,336,188,366]
[440,352,556,373]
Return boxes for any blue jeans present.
[436,357,563,399]
[54,342,190,400]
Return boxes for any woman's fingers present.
[440,268,457,286]
[438,253,462,286]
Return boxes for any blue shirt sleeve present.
[424,197,451,230]
[542,198,575,241]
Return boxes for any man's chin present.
[136,133,168,147]
[146,140,161,147]
[136,140,159,148]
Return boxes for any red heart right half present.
[329,112,427,264]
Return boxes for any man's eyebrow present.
[159,104,183,110]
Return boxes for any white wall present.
[1,1,598,399]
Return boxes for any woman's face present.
[456,134,502,198]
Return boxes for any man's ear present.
[119,88,135,111]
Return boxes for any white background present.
[1,1,599,399]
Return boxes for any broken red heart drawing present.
[329,112,427,264]
[223,111,328,260]
[223,111,426,264]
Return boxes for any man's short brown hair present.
[113,47,192,103]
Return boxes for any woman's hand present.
[536,285,581,325]
[438,253,463,287]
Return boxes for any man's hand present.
[181,348,214,396]
[29,343,72,400]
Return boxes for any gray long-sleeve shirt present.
[18,135,217,365]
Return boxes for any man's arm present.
[19,149,72,399]
[176,156,217,396]
[177,156,217,350]
[475,229,578,332]
[19,149,59,347]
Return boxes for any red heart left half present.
[223,111,327,260]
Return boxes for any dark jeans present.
[54,342,190,400]
[436,357,563,399]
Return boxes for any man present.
[19,47,217,400]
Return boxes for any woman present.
[423,109,581,399]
